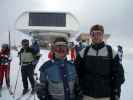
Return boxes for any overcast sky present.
[0,0,133,55]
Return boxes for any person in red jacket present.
[69,42,77,61]
[0,44,11,90]
[48,51,54,60]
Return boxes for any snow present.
[121,59,133,100]
[0,48,133,100]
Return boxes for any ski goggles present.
[90,31,103,37]
[53,45,68,53]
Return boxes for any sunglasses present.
[54,45,68,53]
[90,31,103,37]
[22,43,29,47]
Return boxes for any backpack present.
[31,42,40,54]
[117,45,123,64]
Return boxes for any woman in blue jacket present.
[37,37,77,100]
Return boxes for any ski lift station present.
[15,11,80,48]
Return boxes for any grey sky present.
[0,0,133,53]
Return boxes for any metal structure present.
[15,11,80,49]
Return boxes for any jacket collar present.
[91,42,105,50]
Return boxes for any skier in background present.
[31,39,40,55]
[18,39,40,95]
[0,44,11,90]
[75,40,89,54]
[68,42,77,61]
[31,39,41,68]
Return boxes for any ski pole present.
[34,73,38,100]
[13,64,21,97]
[34,92,36,100]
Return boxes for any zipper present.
[96,49,99,56]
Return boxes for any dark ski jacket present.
[75,42,125,98]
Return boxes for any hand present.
[111,95,120,100]
[32,60,38,65]
[111,89,120,100]
[114,95,120,100]
[36,83,48,100]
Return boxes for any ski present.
[25,93,34,100]
[16,94,24,100]
[8,86,14,95]
[16,89,30,100]
[8,88,14,95]
[7,87,14,98]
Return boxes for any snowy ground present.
[0,49,133,100]
[121,58,133,100]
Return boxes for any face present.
[22,42,29,49]
[1,48,9,53]
[81,41,88,47]
[90,30,104,44]
[53,44,68,59]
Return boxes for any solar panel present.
[29,13,66,27]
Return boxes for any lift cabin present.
[15,11,79,49]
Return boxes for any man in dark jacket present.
[75,24,125,100]
[18,39,40,95]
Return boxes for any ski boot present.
[22,89,29,95]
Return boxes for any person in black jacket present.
[18,39,40,95]
[75,24,125,100]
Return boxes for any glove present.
[32,60,38,69]
[111,89,120,100]
[8,57,12,63]
[111,95,120,100]
[36,83,48,100]
[32,60,38,65]
[111,94,120,100]
[74,79,83,100]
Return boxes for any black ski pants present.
[21,64,35,90]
